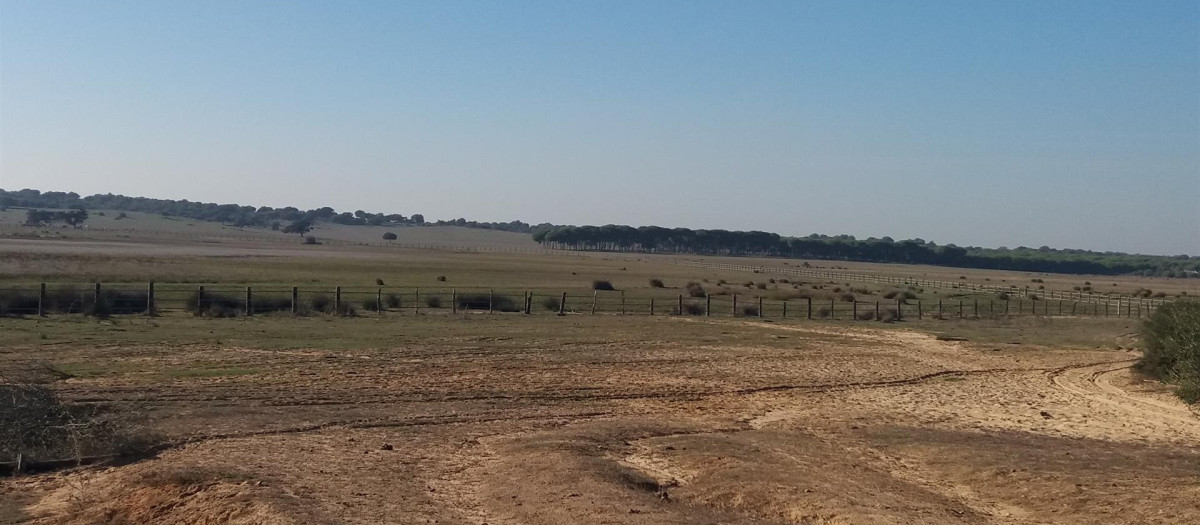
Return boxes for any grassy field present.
[2,221,1198,524]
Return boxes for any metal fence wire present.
[0,282,1164,320]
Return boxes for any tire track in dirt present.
[1048,359,1200,430]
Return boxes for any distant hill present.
[0,188,551,235]
[4,187,1196,278]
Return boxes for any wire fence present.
[0,283,1163,321]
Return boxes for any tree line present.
[23,209,89,228]
[533,225,1199,278]
[0,188,540,234]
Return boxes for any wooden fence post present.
[852,299,857,320]
[678,294,684,315]
[706,294,712,316]
[759,297,764,318]
[591,291,597,315]
[415,288,419,315]
[938,300,943,319]
[918,300,922,320]
[292,287,299,315]
[620,291,626,315]
[334,286,342,313]
[93,283,101,316]
[146,282,155,316]
[732,294,738,316]
[830,299,835,319]
[38,283,46,317]
[958,300,963,319]
[246,287,253,316]
[197,285,205,313]
[559,292,567,315]
[807,297,812,319]
[874,300,880,321]
[377,288,383,314]
[973,299,978,318]
[489,289,494,314]
[782,300,787,318]
[896,299,902,321]
[650,298,655,316]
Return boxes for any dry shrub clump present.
[592,280,616,291]
[1,373,156,470]
[684,282,706,298]
[648,279,665,288]
[1137,301,1200,403]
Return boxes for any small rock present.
[1040,411,1053,419]
[380,443,394,451]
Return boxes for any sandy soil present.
[2,318,1197,524]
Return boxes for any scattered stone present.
[380,443,394,451]
[1040,411,1053,419]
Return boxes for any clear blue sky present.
[2,1,1197,255]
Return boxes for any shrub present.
[673,302,705,316]
[858,310,877,321]
[425,295,443,308]
[1137,301,1200,403]
[592,280,616,291]
[385,294,403,308]
[768,278,776,284]
[376,278,385,286]
[1031,278,1044,283]
[541,296,561,311]
[840,293,856,302]
[0,291,40,317]
[309,294,333,313]
[456,293,520,312]
[382,232,397,241]
[755,283,767,290]
[1,382,156,466]
[778,279,789,284]
[832,287,842,293]
[186,291,243,317]
[741,305,760,317]
[303,236,319,245]
[685,282,706,298]
[882,289,917,303]
[437,275,447,282]
[815,307,831,318]
[649,279,665,288]
[250,295,292,314]
[717,280,727,285]
[880,308,899,323]
[362,298,383,312]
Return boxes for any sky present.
[1,1,1197,255]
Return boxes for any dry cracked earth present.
[2,316,1198,524]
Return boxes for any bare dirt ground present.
[2,316,1197,524]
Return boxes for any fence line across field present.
[0,282,1161,321]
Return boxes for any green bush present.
[1137,301,1200,403]
[592,280,616,291]
[455,293,520,312]
[648,279,665,288]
